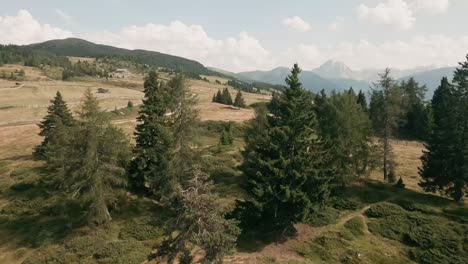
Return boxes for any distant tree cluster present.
[226,80,256,93]
[212,88,246,108]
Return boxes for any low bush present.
[307,207,340,227]
[119,217,163,241]
[366,202,468,263]
[333,197,364,210]
[344,217,365,237]
[365,202,406,218]
[93,240,151,264]
[64,230,110,257]
[296,233,351,263]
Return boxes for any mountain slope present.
[28,38,213,75]
[238,67,341,93]
[398,67,456,99]
[313,60,354,79]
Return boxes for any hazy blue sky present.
[1,0,467,71]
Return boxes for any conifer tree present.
[420,56,468,201]
[219,123,234,146]
[34,91,74,159]
[53,89,131,225]
[419,78,460,199]
[317,90,374,185]
[128,71,173,194]
[398,78,427,140]
[238,64,333,232]
[233,90,246,108]
[215,89,223,103]
[154,75,240,263]
[369,69,406,182]
[222,87,233,105]
[357,90,368,112]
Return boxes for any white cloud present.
[285,35,468,70]
[328,22,340,32]
[55,9,73,23]
[0,10,72,45]
[357,0,415,30]
[84,21,273,72]
[409,0,450,14]
[282,16,311,32]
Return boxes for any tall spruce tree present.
[369,69,406,182]
[420,56,468,201]
[128,71,173,194]
[398,78,427,140]
[154,75,240,263]
[357,90,368,112]
[33,91,74,159]
[57,89,131,224]
[233,90,246,108]
[238,64,333,232]
[222,87,233,105]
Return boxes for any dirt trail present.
[0,83,24,91]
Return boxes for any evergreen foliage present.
[157,168,240,263]
[315,89,375,186]
[233,90,247,108]
[41,89,131,225]
[212,88,234,105]
[152,74,240,263]
[420,55,468,201]
[238,64,334,232]
[34,91,74,159]
[219,123,234,146]
[399,78,428,140]
[369,69,407,182]
[128,71,173,195]
[357,90,368,112]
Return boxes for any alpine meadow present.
[0,1,467,264]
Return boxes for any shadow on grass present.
[0,166,87,248]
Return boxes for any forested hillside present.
[28,38,214,76]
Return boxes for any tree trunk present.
[383,119,390,182]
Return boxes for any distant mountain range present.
[24,38,457,99]
[210,60,457,99]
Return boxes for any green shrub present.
[307,207,340,227]
[64,231,110,257]
[391,199,438,215]
[93,240,150,264]
[119,217,163,241]
[344,217,364,237]
[365,202,406,218]
[410,248,467,264]
[367,215,413,242]
[296,233,349,263]
[333,197,364,210]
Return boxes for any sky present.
[0,0,467,72]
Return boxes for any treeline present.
[0,44,204,81]
[212,87,246,108]
[361,57,468,201]
[0,44,70,68]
